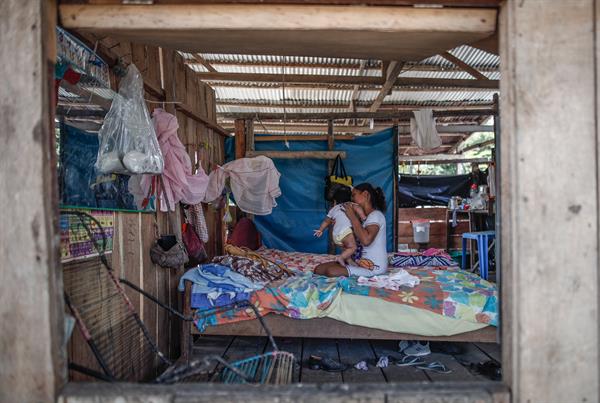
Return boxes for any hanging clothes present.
[129,108,210,211]
[204,156,281,215]
[185,203,209,243]
[410,109,442,150]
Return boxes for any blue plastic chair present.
[461,231,495,280]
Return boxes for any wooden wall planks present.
[64,38,224,380]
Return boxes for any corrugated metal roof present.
[419,45,498,69]
[185,45,499,120]
[185,45,498,69]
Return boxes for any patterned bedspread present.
[194,248,498,331]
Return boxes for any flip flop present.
[307,354,347,372]
[395,355,426,367]
[416,361,453,374]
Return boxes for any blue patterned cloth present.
[390,255,458,267]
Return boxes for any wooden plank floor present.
[191,336,502,384]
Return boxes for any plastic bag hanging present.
[95,64,164,175]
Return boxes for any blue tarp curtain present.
[225,128,396,253]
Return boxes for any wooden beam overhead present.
[398,156,491,164]
[189,53,217,72]
[220,108,495,120]
[245,150,346,159]
[459,138,496,153]
[441,51,489,80]
[361,61,405,125]
[345,60,367,125]
[60,4,496,61]
[78,1,502,6]
[224,123,494,134]
[470,32,499,55]
[195,72,499,89]
[369,62,405,112]
[185,60,499,74]
[215,100,495,110]
[255,134,355,141]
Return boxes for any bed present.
[181,248,498,359]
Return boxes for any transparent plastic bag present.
[96,64,164,175]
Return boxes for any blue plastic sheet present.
[59,123,142,211]
[226,128,395,253]
[398,174,471,207]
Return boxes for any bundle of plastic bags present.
[95,64,164,175]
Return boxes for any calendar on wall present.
[60,209,114,261]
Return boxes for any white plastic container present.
[412,220,430,243]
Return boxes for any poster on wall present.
[58,122,155,212]
[60,209,114,262]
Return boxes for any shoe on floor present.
[404,341,431,357]
[307,354,347,372]
[398,340,411,353]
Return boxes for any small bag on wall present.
[182,222,208,266]
[149,176,189,269]
[325,154,352,201]
[150,236,189,269]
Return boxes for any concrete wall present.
[500,0,599,401]
[0,1,65,402]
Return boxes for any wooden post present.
[393,123,399,252]
[500,1,599,402]
[245,118,255,154]
[234,118,246,159]
[0,0,65,401]
[327,119,335,255]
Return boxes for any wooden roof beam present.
[189,53,217,72]
[370,62,405,112]
[222,123,494,134]
[60,4,496,61]
[398,156,491,164]
[209,82,498,92]
[216,101,495,110]
[186,59,499,73]
[246,150,346,159]
[196,72,499,89]
[441,51,489,80]
[345,60,367,125]
[220,109,495,120]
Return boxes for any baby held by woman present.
[314,186,366,266]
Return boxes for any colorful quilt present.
[256,248,333,272]
[196,273,341,330]
[193,249,498,331]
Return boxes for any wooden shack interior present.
[3,1,599,403]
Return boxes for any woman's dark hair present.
[354,182,386,212]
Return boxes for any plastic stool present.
[461,231,496,280]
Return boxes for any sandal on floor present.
[395,355,426,367]
[416,361,453,374]
[307,354,347,372]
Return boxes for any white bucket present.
[412,221,430,243]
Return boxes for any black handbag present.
[324,155,352,201]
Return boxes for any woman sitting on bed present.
[314,182,388,278]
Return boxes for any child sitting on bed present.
[314,185,366,267]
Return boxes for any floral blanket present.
[193,248,498,331]
[196,273,341,330]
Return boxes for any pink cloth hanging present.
[132,108,209,211]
